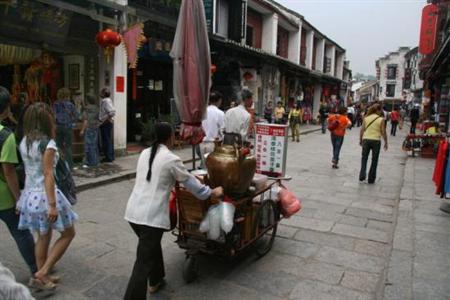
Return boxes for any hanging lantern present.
[96,29,122,63]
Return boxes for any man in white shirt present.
[224,89,252,145]
[200,91,225,155]
[99,88,116,162]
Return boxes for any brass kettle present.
[206,144,256,197]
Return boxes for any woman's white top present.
[124,145,210,230]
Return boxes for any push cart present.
[174,179,283,283]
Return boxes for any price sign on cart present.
[254,123,289,178]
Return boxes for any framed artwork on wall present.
[68,64,80,90]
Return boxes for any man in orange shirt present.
[327,106,352,169]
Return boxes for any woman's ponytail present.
[145,122,173,182]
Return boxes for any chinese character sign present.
[419,4,438,55]
[255,123,288,177]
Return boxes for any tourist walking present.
[327,107,351,169]
[0,87,37,283]
[124,122,223,299]
[201,91,225,156]
[264,101,273,123]
[347,105,355,130]
[390,108,400,136]
[80,94,100,168]
[99,88,116,163]
[288,103,301,142]
[53,87,77,169]
[319,102,329,134]
[274,101,285,124]
[18,102,77,290]
[224,89,252,145]
[410,104,420,134]
[359,104,388,184]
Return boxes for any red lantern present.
[96,29,122,63]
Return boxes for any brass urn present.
[206,145,256,197]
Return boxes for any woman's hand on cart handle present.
[210,186,224,204]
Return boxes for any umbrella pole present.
[192,145,196,170]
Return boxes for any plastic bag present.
[199,202,236,240]
[199,204,222,240]
[278,187,302,218]
[221,202,235,233]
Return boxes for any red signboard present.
[116,76,124,93]
[419,4,439,55]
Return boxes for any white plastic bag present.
[199,204,222,240]
[199,202,236,240]
[220,202,235,233]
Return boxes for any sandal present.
[49,275,61,283]
[29,277,57,291]
[148,280,165,294]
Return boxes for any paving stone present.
[384,250,412,300]
[289,279,373,300]
[341,270,380,293]
[294,229,355,251]
[300,199,347,213]
[398,199,413,212]
[414,212,450,227]
[337,215,368,227]
[172,278,282,300]
[272,237,319,259]
[366,220,392,232]
[332,223,389,243]
[415,222,450,235]
[276,224,299,239]
[228,268,299,298]
[297,261,345,285]
[350,201,394,215]
[83,274,129,300]
[413,278,450,300]
[281,216,334,232]
[345,207,393,222]
[297,207,317,218]
[353,240,389,257]
[315,246,384,273]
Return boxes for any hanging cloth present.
[443,145,450,195]
[433,140,448,194]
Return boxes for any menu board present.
[254,123,289,177]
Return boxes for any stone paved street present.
[1,126,449,300]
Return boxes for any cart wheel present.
[182,255,199,283]
[252,199,278,257]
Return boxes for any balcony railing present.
[128,0,180,16]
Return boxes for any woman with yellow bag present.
[289,103,302,142]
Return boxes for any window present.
[386,84,396,97]
[246,26,254,47]
[216,0,229,38]
[387,65,397,80]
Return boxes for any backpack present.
[0,127,26,189]
[327,117,340,132]
[39,139,77,205]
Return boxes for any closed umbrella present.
[170,0,211,147]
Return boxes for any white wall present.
[315,38,325,73]
[112,44,128,153]
[378,48,409,101]
[305,30,314,69]
[335,53,344,80]
[288,23,301,64]
[262,13,278,54]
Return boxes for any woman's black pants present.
[124,223,165,300]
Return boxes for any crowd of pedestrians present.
[0,84,117,297]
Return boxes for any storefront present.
[0,0,128,157]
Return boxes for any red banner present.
[419,4,439,55]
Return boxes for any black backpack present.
[39,138,77,206]
[0,127,26,189]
